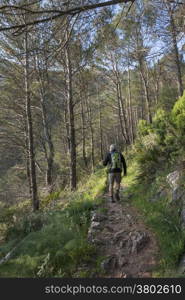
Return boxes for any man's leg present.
[108,173,115,202]
[114,173,121,201]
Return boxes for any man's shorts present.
[109,172,122,185]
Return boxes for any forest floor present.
[88,186,159,278]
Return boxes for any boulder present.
[167,171,180,189]
[166,170,185,228]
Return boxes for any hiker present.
[103,144,127,202]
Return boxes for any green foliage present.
[172,91,185,138]
[134,102,185,183]
[0,168,106,277]
[137,119,151,137]
[153,109,169,134]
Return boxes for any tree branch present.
[0,0,135,32]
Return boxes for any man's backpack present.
[110,151,122,170]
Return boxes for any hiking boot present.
[109,196,115,203]
[115,191,120,201]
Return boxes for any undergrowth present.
[0,168,106,277]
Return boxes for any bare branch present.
[0,0,135,32]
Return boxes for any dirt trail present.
[88,188,159,278]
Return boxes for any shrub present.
[172,91,185,145]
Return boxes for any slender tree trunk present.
[139,59,152,124]
[133,107,138,131]
[154,80,159,105]
[118,81,130,144]
[98,90,103,161]
[135,26,152,124]
[24,31,39,211]
[86,96,95,172]
[80,97,88,167]
[65,42,77,190]
[110,53,129,144]
[24,120,32,196]
[116,80,130,144]
[127,66,134,143]
[116,82,127,144]
[64,107,70,153]
[139,76,145,120]
[113,58,130,144]
[169,10,183,97]
[35,53,55,188]
[39,91,54,187]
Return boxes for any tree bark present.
[40,94,54,187]
[169,8,184,97]
[24,31,39,211]
[98,89,103,161]
[24,119,32,197]
[80,97,88,168]
[86,96,95,173]
[139,58,152,124]
[127,64,134,143]
[111,55,130,144]
[35,53,55,188]
[65,41,77,190]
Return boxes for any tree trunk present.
[86,96,95,173]
[116,80,130,144]
[127,66,134,143]
[40,91,54,187]
[118,81,130,144]
[35,53,55,188]
[98,90,103,161]
[139,59,152,124]
[64,107,70,153]
[24,31,39,211]
[65,42,77,190]
[112,57,130,144]
[80,97,88,168]
[169,9,183,97]
[24,120,32,197]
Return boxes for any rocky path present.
[88,189,158,278]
